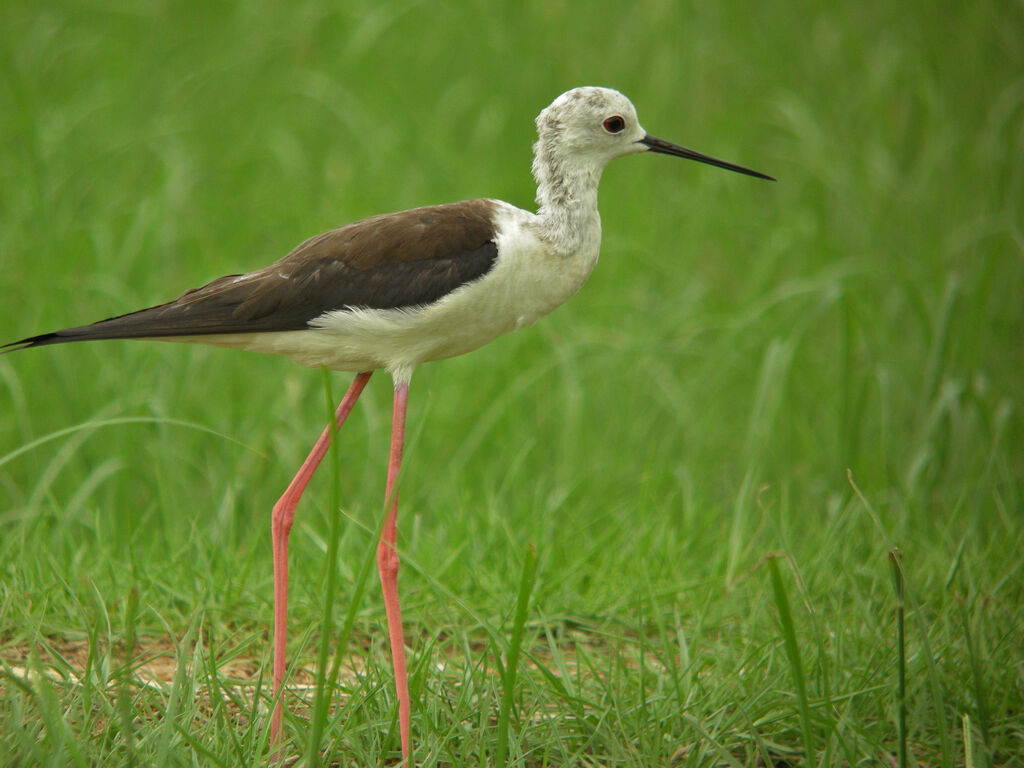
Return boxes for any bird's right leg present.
[270,370,373,744]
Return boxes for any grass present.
[1,0,1022,765]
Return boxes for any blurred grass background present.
[1,0,1021,765]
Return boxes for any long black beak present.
[640,134,775,181]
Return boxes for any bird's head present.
[535,86,775,180]
[535,87,647,168]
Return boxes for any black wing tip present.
[1,332,67,353]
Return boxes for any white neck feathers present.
[530,137,604,257]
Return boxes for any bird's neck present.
[531,147,604,257]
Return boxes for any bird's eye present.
[603,116,626,134]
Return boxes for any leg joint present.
[377,539,400,578]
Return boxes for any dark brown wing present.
[4,200,500,350]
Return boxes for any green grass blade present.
[308,368,343,762]
[958,597,994,768]
[898,556,953,768]
[116,584,139,768]
[154,612,198,765]
[962,713,976,768]
[494,543,538,767]
[889,549,907,768]
[767,554,815,765]
[0,416,263,470]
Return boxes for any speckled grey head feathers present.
[534,87,647,162]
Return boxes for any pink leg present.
[270,371,372,744]
[378,381,412,763]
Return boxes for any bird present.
[3,86,774,763]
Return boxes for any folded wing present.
[4,200,500,351]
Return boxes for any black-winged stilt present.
[4,86,773,763]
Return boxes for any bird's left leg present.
[378,380,412,763]
[270,370,373,743]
